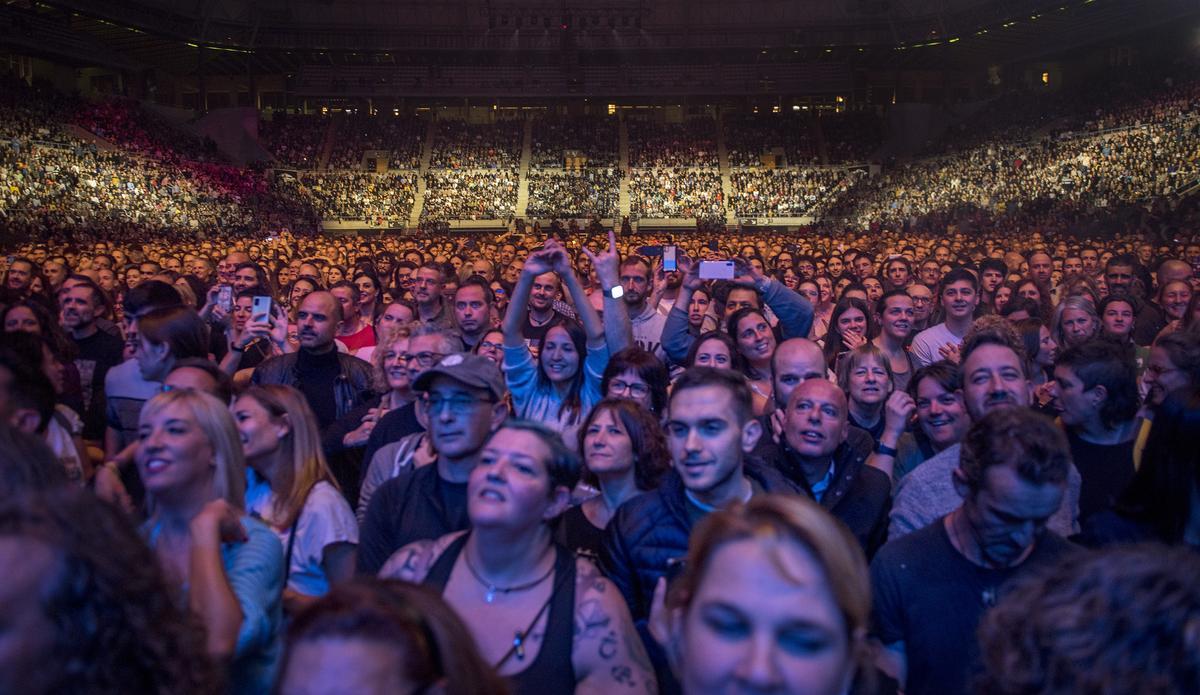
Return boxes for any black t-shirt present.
[522,311,565,354]
[357,464,469,575]
[362,401,424,466]
[553,504,608,561]
[1066,430,1136,522]
[71,329,125,440]
[870,518,1074,695]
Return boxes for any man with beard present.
[619,256,669,362]
[521,267,567,356]
[871,408,1076,695]
[60,281,124,441]
[906,283,935,333]
[888,325,1081,539]
[251,291,374,431]
[412,263,452,327]
[3,257,35,298]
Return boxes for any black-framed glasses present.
[401,351,446,368]
[423,393,496,414]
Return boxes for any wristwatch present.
[606,285,625,299]
[875,442,898,457]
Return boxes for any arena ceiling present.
[2,0,1196,77]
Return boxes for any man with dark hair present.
[889,326,1081,539]
[452,275,494,349]
[778,378,891,556]
[872,408,1075,695]
[252,291,374,431]
[978,258,1007,306]
[412,263,451,326]
[330,280,375,351]
[883,256,912,291]
[61,281,124,441]
[853,252,876,280]
[602,367,797,632]
[910,268,979,368]
[620,256,669,362]
[357,353,508,574]
[1051,340,1140,520]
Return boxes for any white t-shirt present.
[246,476,358,597]
[909,322,964,369]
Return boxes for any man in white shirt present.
[910,269,979,369]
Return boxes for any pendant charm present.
[513,631,526,660]
[485,587,495,603]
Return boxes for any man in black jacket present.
[777,378,891,557]
[602,367,798,629]
[251,291,373,430]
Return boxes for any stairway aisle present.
[408,118,438,228]
[716,112,737,225]
[618,112,631,219]
[515,116,533,218]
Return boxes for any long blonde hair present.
[236,385,337,529]
[140,389,246,509]
[370,323,414,396]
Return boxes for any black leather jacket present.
[251,350,374,422]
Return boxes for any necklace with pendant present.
[464,547,555,604]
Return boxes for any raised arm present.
[502,246,556,348]
[735,262,813,339]
[582,229,632,353]
[662,253,704,364]
[549,238,605,346]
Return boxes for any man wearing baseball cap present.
[357,353,509,575]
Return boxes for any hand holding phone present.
[251,296,272,325]
[663,245,678,272]
[698,260,736,280]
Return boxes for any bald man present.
[752,338,829,461]
[777,379,891,556]
[1158,259,1193,287]
[252,291,374,430]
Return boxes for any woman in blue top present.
[502,238,610,447]
[137,389,284,695]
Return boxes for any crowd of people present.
[627,117,720,168]
[327,115,426,171]
[421,170,518,223]
[286,171,418,222]
[628,168,725,220]
[429,120,524,170]
[526,169,622,219]
[530,116,619,168]
[259,113,326,170]
[1,201,1199,691]
[723,112,822,167]
[729,168,847,217]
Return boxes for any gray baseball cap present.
[412,352,507,400]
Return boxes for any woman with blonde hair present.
[664,495,873,695]
[1051,295,1100,349]
[233,385,358,613]
[136,389,284,695]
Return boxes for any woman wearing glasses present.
[600,347,670,416]
[380,421,655,695]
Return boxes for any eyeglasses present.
[907,295,932,305]
[478,341,503,352]
[401,351,445,368]
[609,380,650,398]
[1145,364,1181,377]
[423,394,496,414]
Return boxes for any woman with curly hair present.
[557,398,671,559]
[977,544,1200,695]
[278,579,508,695]
[0,487,219,694]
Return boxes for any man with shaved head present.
[252,291,374,430]
[778,378,891,556]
